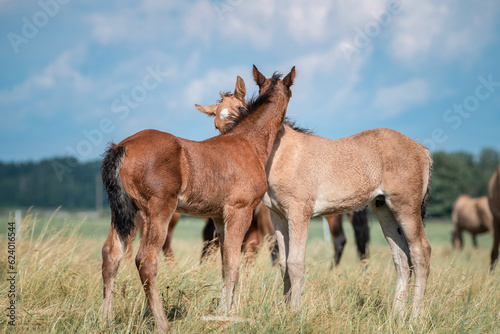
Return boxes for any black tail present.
[420,186,430,221]
[102,143,137,241]
[352,208,369,258]
[420,156,433,222]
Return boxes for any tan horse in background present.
[101,69,294,332]
[488,165,500,271]
[451,195,493,250]
[197,68,432,318]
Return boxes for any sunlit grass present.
[0,209,498,333]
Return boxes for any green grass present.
[0,208,499,333]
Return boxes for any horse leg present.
[370,203,412,318]
[327,215,346,268]
[242,217,260,263]
[201,218,218,263]
[286,210,310,309]
[217,209,253,314]
[352,209,370,261]
[102,224,125,323]
[392,209,431,317]
[491,217,500,272]
[162,213,180,261]
[269,211,291,300]
[472,233,478,248]
[123,226,137,261]
[135,202,175,333]
[453,226,463,250]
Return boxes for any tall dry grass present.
[0,211,499,333]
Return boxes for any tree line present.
[0,148,498,217]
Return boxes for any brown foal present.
[101,68,295,332]
[197,67,432,318]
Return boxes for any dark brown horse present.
[101,69,294,332]
[325,208,369,268]
[488,165,500,271]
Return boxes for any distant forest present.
[0,148,499,217]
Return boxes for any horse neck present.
[231,95,287,164]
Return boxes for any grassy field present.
[0,208,499,333]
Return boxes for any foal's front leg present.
[269,211,291,298]
[286,210,310,309]
[218,208,253,315]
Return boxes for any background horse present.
[325,208,369,268]
[197,67,432,318]
[124,212,182,261]
[101,70,294,332]
[488,164,500,271]
[451,195,493,250]
[201,202,278,264]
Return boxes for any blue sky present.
[1,0,499,162]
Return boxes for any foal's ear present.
[195,104,217,117]
[252,65,266,87]
[234,76,246,101]
[283,66,296,88]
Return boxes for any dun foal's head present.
[196,66,296,134]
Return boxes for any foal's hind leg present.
[102,225,125,323]
[370,203,412,318]
[392,208,431,317]
[135,201,176,332]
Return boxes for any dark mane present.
[221,72,283,134]
[284,118,315,135]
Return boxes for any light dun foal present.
[197,66,433,318]
[101,69,295,332]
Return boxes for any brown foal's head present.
[195,76,247,133]
[253,65,295,100]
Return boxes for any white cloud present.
[0,44,91,107]
[183,66,248,107]
[388,0,498,63]
[371,79,428,118]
